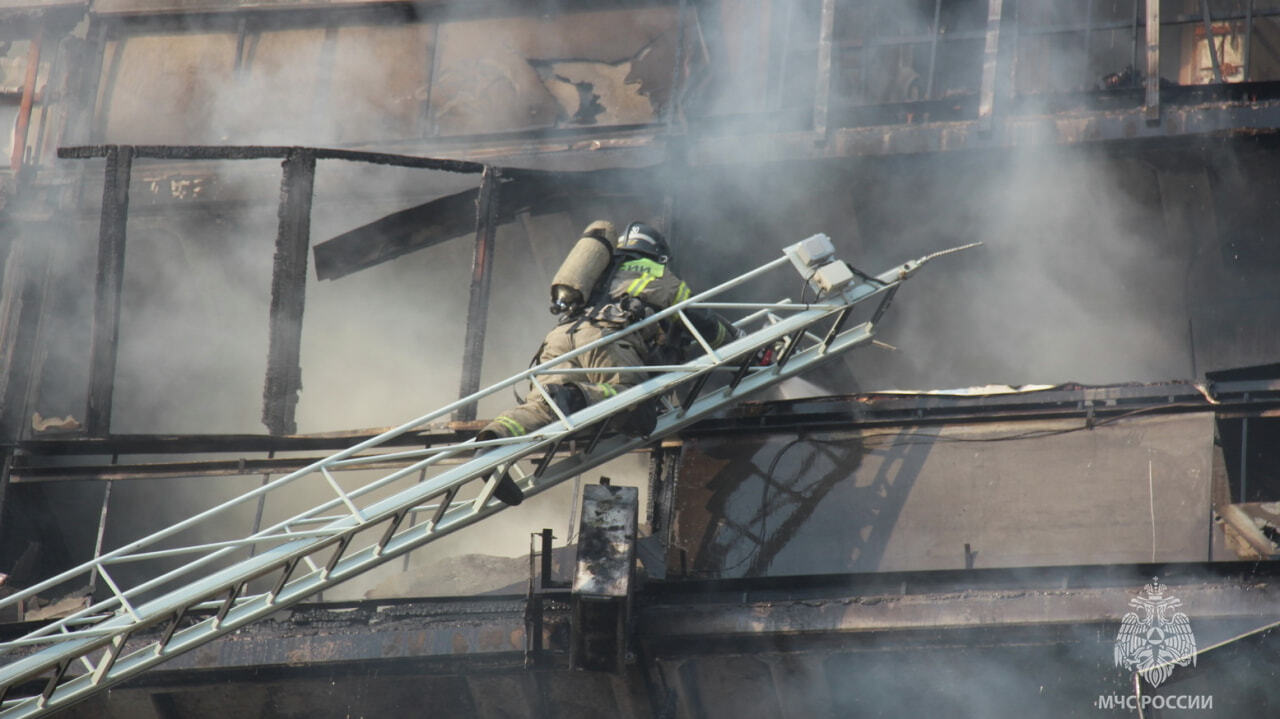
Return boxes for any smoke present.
[666,0,1278,394]
[15,0,1280,613]
[859,146,1194,389]
[14,5,686,597]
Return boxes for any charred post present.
[262,148,317,436]
[0,223,53,442]
[455,165,501,422]
[86,145,134,436]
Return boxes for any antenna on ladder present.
[0,234,976,718]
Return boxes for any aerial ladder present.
[0,233,975,718]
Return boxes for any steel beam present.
[1200,0,1224,84]
[813,0,836,139]
[261,149,316,436]
[1146,0,1161,122]
[690,97,1280,161]
[86,145,133,436]
[639,572,1280,647]
[978,0,1005,131]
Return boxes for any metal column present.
[978,0,1005,131]
[1200,0,1225,83]
[1145,0,1161,123]
[456,165,501,422]
[925,0,943,99]
[9,26,41,174]
[86,145,133,436]
[261,148,317,436]
[813,0,837,139]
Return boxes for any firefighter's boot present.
[617,398,659,438]
[475,427,524,506]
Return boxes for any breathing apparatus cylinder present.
[550,221,616,315]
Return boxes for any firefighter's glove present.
[582,220,617,244]
[547,383,587,415]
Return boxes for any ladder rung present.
[0,237,962,719]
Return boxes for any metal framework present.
[0,236,969,717]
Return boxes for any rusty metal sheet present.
[671,412,1216,577]
[429,8,684,135]
[574,484,638,598]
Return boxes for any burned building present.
[3,0,1280,716]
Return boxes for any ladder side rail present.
[2,439,466,652]
[0,286,868,696]
[0,257,796,616]
[1,285,847,663]
[0,262,829,675]
[5,272,868,647]
[5,310,887,719]
[2,241,964,717]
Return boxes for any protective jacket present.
[574,255,731,347]
[481,254,734,441]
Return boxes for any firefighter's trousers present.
[482,321,648,439]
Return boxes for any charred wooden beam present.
[311,176,567,281]
[0,226,53,442]
[261,148,316,436]
[455,166,501,422]
[58,145,484,173]
[86,145,133,436]
[0,451,12,545]
[314,186,483,280]
[314,167,659,281]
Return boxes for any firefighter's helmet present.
[616,223,669,262]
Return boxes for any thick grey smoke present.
[20,5,687,596]
[18,0,1280,609]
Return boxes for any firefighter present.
[478,220,735,505]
